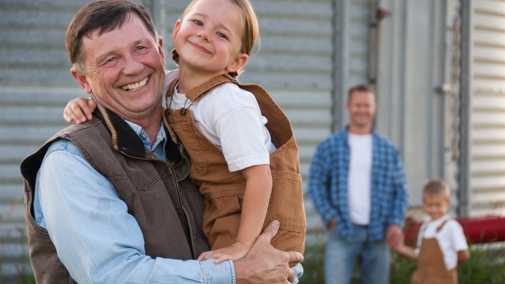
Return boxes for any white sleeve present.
[206,85,270,172]
[415,222,427,255]
[451,221,469,252]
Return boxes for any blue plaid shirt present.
[308,127,409,241]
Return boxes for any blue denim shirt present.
[308,127,409,241]
[32,121,236,284]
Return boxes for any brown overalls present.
[412,219,458,284]
[165,74,306,256]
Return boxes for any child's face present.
[423,194,450,220]
[172,0,248,75]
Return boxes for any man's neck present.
[348,124,372,135]
[132,117,161,148]
[177,63,226,94]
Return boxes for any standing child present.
[394,179,470,284]
[63,0,306,264]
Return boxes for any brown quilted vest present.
[20,106,210,283]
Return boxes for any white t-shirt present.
[162,70,276,172]
[347,133,373,225]
[415,215,468,270]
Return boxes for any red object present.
[403,215,505,246]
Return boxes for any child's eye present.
[193,20,203,26]
[217,32,227,39]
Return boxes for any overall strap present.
[165,76,179,99]
[186,74,236,103]
[165,74,237,103]
[436,219,450,233]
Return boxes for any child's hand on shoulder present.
[197,241,251,264]
[64,97,96,124]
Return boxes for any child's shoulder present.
[443,218,464,231]
[206,83,257,105]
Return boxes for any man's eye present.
[137,46,145,50]
[107,57,115,62]
[217,32,227,39]
[193,20,203,26]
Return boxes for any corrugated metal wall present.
[465,0,505,216]
[0,0,334,277]
[332,0,370,130]
[0,0,95,278]
[375,0,459,207]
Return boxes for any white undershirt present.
[415,215,468,271]
[347,132,373,225]
[162,70,276,172]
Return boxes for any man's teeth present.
[121,77,148,91]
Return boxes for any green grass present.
[301,242,505,284]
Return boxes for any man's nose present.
[122,54,143,75]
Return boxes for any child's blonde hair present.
[423,179,450,200]
[172,0,260,77]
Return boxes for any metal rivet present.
[180,108,187,115]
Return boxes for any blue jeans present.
[325,224,390,284]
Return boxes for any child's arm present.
[197,164,272,263]
[393,243,418,260]
[63,97,96,124]
[457,249,470,264]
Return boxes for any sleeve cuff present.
[292,263,304,284]
[201,260,235,284]
[388,217,404,228]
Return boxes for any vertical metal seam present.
[459,0,472,217]
[331,0,344,133]
[399,1,407,156]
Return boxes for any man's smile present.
[121,76,149,91]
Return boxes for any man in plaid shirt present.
[308,84,409,284]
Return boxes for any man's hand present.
[385,224,403,248]
[234,220,304,284]
[328,216,337,230]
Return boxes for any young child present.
[394,179,470,284]
[63,0,306,264]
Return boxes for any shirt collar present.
[343,124,377,141]
[123,119,167,152]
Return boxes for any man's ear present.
[172,20,182,42]
[157,35,165,66]
[226,53,248,73]
[70,67,92,94]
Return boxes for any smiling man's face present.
[71,13,165,121]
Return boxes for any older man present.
[20,1,302,283]
[308,84,409,284]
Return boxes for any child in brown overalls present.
[394,179,470,284]
[63,0,306,265]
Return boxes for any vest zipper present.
[120,151,195,257]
